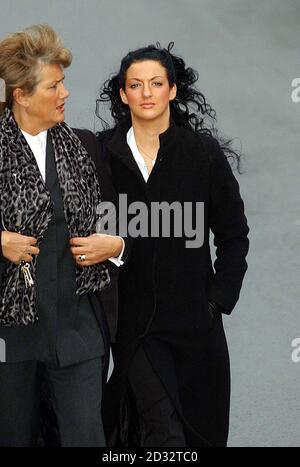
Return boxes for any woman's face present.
[120,60,176,125]
[16,63,69,133]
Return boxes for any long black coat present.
[98,120,249,447]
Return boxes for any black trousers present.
[128,345,186,447]
[127,313,230,448]
[0,357,105,447]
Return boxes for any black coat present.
[98,120,250,447]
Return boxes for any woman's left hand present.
[70,234,123,266]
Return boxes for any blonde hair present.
[0,24,72,115]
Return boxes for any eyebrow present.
[48,75,65,85]
[127,75,165,82]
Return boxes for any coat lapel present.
[106,119,178,201]
[107,121,152,200]
[109,136,146,186]
[45,132,58,192]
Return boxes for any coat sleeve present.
[96,130,133,266]
[207,140,250,314]
[74,128,132,266]
[74,128,115,202]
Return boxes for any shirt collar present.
[127,127,148,168]
[21,129,48,149]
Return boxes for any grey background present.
[0,0,299,447]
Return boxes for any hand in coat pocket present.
[208,300,221,322]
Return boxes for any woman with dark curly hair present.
[96,43,249,447]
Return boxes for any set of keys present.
[20,261,34,288]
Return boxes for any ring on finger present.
[79,254,86,262]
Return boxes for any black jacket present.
[98,120,249,337]
[98,119,250,446]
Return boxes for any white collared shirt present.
[127,126,156,182]
[21,129,48,181]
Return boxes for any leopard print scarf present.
[0,109,110,326]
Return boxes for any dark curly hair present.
[96,42,241,170]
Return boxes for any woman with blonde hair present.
[0,24,123,447]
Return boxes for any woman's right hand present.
[1,231,39,264]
